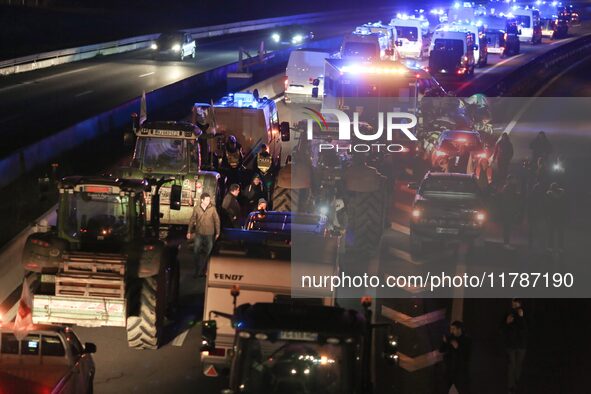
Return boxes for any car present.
[0,323,96,393]
[552,18,569,39]
[269,24,314,47]
[150,31,196,60]
[430,130,486,173]
[408,172,487,256]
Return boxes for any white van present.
[356,22,398,60]
[448,22,488,66]
[513,8,542,43]
[390,16,427,59]
[284,49,330,103]
[340,29,393,62]
[428,29,476,77]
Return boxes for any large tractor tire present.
[126,276,163,350]
[345,189,388,257]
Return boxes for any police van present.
[428,28,476,77]
[356,22,399,60]
[284,49,330,103]
[513,7,543,44]
[447,22,488,67]
[340,28,394,62]
[389,15,428,59]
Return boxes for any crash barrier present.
[0,7,392,76]
[0,35,342,189]
[0,206,55,313]
[485,32,591,97]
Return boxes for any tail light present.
[31,239,50,248]
[457,68,466,75]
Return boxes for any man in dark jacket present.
[502,298,527,394]
[440,321,471,394]
[187,193,220,277]
[529,131,552,164]
[221,184,241,228]
[493,132,514,186]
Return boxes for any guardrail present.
[0,8,365,76]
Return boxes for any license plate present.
[436,227,459,235]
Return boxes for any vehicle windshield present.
[234,338,356,394]
[421,177,479,195]
[62,192,131,241]
[342,42,377,59]
[395,26,418,41]
[138,137,188,172]
[515,15,531,28]
[432,39,464,54]
[158,33,182,43]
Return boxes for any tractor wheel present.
[346,191,387,257]
[126,276,163,350]
[272,186,295,212]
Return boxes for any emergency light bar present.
[340,64,408,75]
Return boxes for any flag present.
[139,90,147,126]
[14,277,34,341]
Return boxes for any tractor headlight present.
[150,43,158,50]
[292,34,303,44]
[172,43,181,52]
[272,33,281,43]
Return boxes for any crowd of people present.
[477,131,568,251]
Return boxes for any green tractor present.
[22,176,180,349]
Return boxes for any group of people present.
[439,299,528,394]
[476,131,568,251]
[185,181,270,277]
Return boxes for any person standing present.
[242,175,266,214]
[187,193,220,277]
[221,184,241,228]
[492,132,514,186]
[439,321,471,394]
[545,183,568,251]
[499,180,521,249]
[529,131,553,165]
[502,299,528,394]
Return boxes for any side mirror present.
[396,40,403,47]
[473,44,479,51]
[123,131,135,147]
[280,121,290,142]
[312,78,320,87]
[518,29,522,35]
[84,342,97,354]
[201,320,217,352]
[383,334,399,365]
[170,184,182,211]
[407,182,418,190]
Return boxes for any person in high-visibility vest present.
[256,144,275,204]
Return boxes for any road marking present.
[381,305,446,329]
[391,221,410,235]
[397,350,443,373]
[138,72,155,78]
[74,90,93,97]
[172,329,190,347]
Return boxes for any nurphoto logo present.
[303,107,418,153]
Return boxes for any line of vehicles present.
[2,1,582,393]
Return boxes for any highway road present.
[0,14,381,158]
[1,15,591,394]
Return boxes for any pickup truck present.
[409,172,487,256]
[0,323,96,394]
